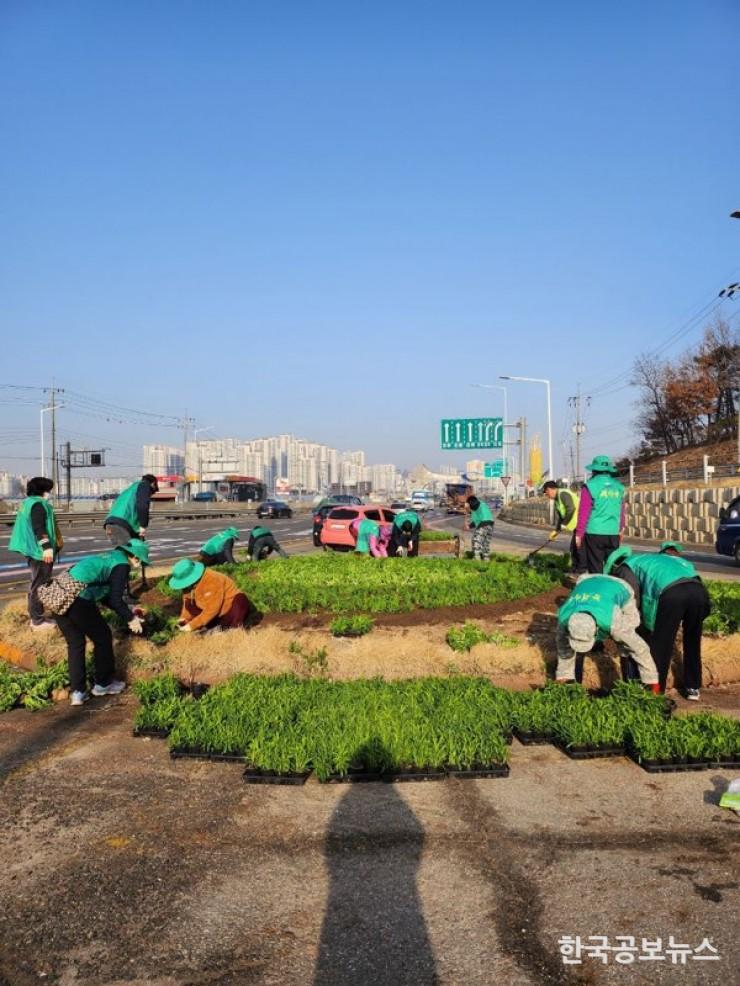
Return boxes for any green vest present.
[393,510,421,531]
[557,575,631,638]
[70,549,130,603]
[105,481,141,531]
[8,497,58,561]
[250,526,270,540]
[470,501,493,527]
[202,530,238,555]
[585,474,624,536]
[355,519,379,554]
[625,553,700,631]
[555,490,579,532]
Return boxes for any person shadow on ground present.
[313,753,438,986]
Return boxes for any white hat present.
[568,612,597,653]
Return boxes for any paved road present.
[425,510,740,580]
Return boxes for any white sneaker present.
[31,621,57,632]
[91,680,126,697]
[70,690,89,706]
[686,688,701,702]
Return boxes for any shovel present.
[525,533,558,567]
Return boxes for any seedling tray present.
[207,751,245,763]
[555,742,625,760]
[243,768,311,786]
[132,727,169,739]
[319,769,384,784]
[446,763,510,779]
[629,754,710,773]
[170,746,211,761]
[711,758,740,769]
[513,729,556,746]
[381,766,447,783]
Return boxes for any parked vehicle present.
[716,496,740,564]
[256,499,293,519]
[390,501,410,511]
[312,503,340,546]
[320,504,397,550]
[410,490,434,512]
[193,491,218,502]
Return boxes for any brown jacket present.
[180,568,244,631]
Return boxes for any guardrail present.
[0,502,313,528]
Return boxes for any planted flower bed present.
[0,659,69,712]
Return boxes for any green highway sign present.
[441,417,503,450]
[484,459,507,478]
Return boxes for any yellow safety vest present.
[555,490,579,532]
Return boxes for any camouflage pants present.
[472,525,493,561]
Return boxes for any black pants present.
[249,534,287,560]
[55,597,115,694]
[650,582,710,691]
[388,525,421,557]
[567,533,587,574]
[105,523,148,588]
[199,539,236,567]
[27,557,54,624]
[584,534,620,574]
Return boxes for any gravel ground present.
[1,691,738,986]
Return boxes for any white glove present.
[42,548,54,563]
[127,616,144,634]
[178,623,192,633]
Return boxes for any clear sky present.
[1,0,739,477]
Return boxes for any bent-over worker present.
[556,573,659,689]
[247,525,288,561]
[103,474,159,589]
[351,519,391,557]
[169,558,251,631]
[605,543,711,700]
[388,508,422,557]
[199,526,240,566]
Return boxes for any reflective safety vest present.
[555,490,579,532]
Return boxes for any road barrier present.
[1,502,313,529]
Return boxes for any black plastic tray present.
[710,759,740,769]
[319,770,384,784]
[381,767,447,783]
[555,742,625,760]
[630,754,710,773]
[513,729,556,746]
[169,746,211,761]
[446,764,510,779]
[243,768,311,786]
[132,727,169,739]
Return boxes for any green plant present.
[288,640,329,676]
[0,659,70,713]
[419,530,455,542]
[329,615,374,637]
[446,621,519,652]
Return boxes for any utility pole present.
[568,388,590,482]
[65,441,72,509]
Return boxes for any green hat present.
[604,545,632,575]
[660,540,683,554]
[169,558,205,590]
[120,540,151,564]
[586,454,619,475]
[225,526,240,540]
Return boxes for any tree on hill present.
[631,319,739,459]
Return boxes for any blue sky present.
[1,0,739,477]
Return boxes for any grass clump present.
[329,615,374,637]
[446,621,519,652]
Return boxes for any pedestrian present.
[199,526,240,566]
[388,508,422,557]
[542,481,585,573]
[350,519,391,558]
[247,525,288,561]
[605,543,712,699]
[466,495,494,561]
[574,455,625,574]
[556,573,660,688]
[103,474,159,589]
[169,558,252,631]
[56,540,150,706]
[8,476,63,632]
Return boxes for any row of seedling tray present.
[133,675,740,783]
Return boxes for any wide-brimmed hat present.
[604,545,632,575]
[119,540,151,564]
[586,454,619,475]
[660,540,683,554]
[567,612,597,653]
[169,558,205,590]
[224,526,240,540]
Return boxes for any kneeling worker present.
[247,525,288,561]
[169,558,251,631]
[388,508,422,557]
[556,573,659,689]
[199,527,240,566]
[605,543,711,700]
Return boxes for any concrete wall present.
[501,484,740,546]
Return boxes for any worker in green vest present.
[574,455,625,574]
[8,476,64,631]
[605,544,711,699]
[199,527,240,566]
[247,525,288,561]
[466,495,494,561]
[350,518,392,557]
[543,481,584,573]
[388,508,422,557]
[57,540,151,707]
[103,474,159,589]
[556,573,659,688]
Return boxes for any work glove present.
[178,623,192,633]
[548,531,558,541]
[127,616,144,635]
[133,607,145,618]
[42,548,54,563]
[138,527,146,537]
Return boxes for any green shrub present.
[329,615,374,637]
[419,530,455,542]
[705,581,740,636]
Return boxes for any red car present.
[320,504,397,551]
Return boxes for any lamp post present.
[730,211,740,467]
[39,402,64,477]
[471,383,509,501]
[500,375,553,484]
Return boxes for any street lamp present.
[499,375,553,483]
[39,402,64,477]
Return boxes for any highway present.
[1,507,737,602]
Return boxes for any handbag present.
[37,570,86,616]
